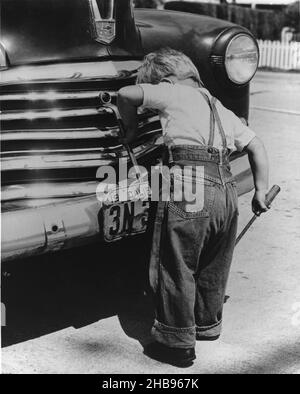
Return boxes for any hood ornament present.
[89,0,116,45]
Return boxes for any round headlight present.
[225,34,258,84]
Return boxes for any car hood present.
[1,0,142,66]
[1,0,240,68]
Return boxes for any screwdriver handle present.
[265,185,281,207]
[235,184,280,246]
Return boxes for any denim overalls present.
[149,92,239,349]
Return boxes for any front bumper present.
[1,194,103,262]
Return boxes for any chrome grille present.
[0,61,163,209]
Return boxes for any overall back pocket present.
[168,173,216,219]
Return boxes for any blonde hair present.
[137,48,203,86]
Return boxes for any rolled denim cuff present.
[196,320,222,339]
[152,319,196,349]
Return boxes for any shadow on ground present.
[1,234,151,347]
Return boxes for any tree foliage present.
[284,1,300,31]
[164,1,299,41]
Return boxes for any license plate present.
[102,200,150,242]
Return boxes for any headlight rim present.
[224,33,259,85]
[210,28,259,87]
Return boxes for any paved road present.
[2,71,300,374]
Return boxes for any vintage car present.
[0,0,258,262]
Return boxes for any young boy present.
[117,48,269,367]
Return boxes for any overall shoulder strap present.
[198,89,228,149]
[211,98,227,149]
[198,89,215,147]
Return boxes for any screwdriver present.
[235,184,281,246]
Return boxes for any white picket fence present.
[258,40,300,70]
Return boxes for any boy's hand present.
[252,189,269,216]
[117,86,144,147]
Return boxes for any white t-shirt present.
[139,82,256,153]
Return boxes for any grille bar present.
[1,127,116,141]
[0,90,117,102]
[1,140,162,171]
[1,107,101,121]
[0,116,159,141]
